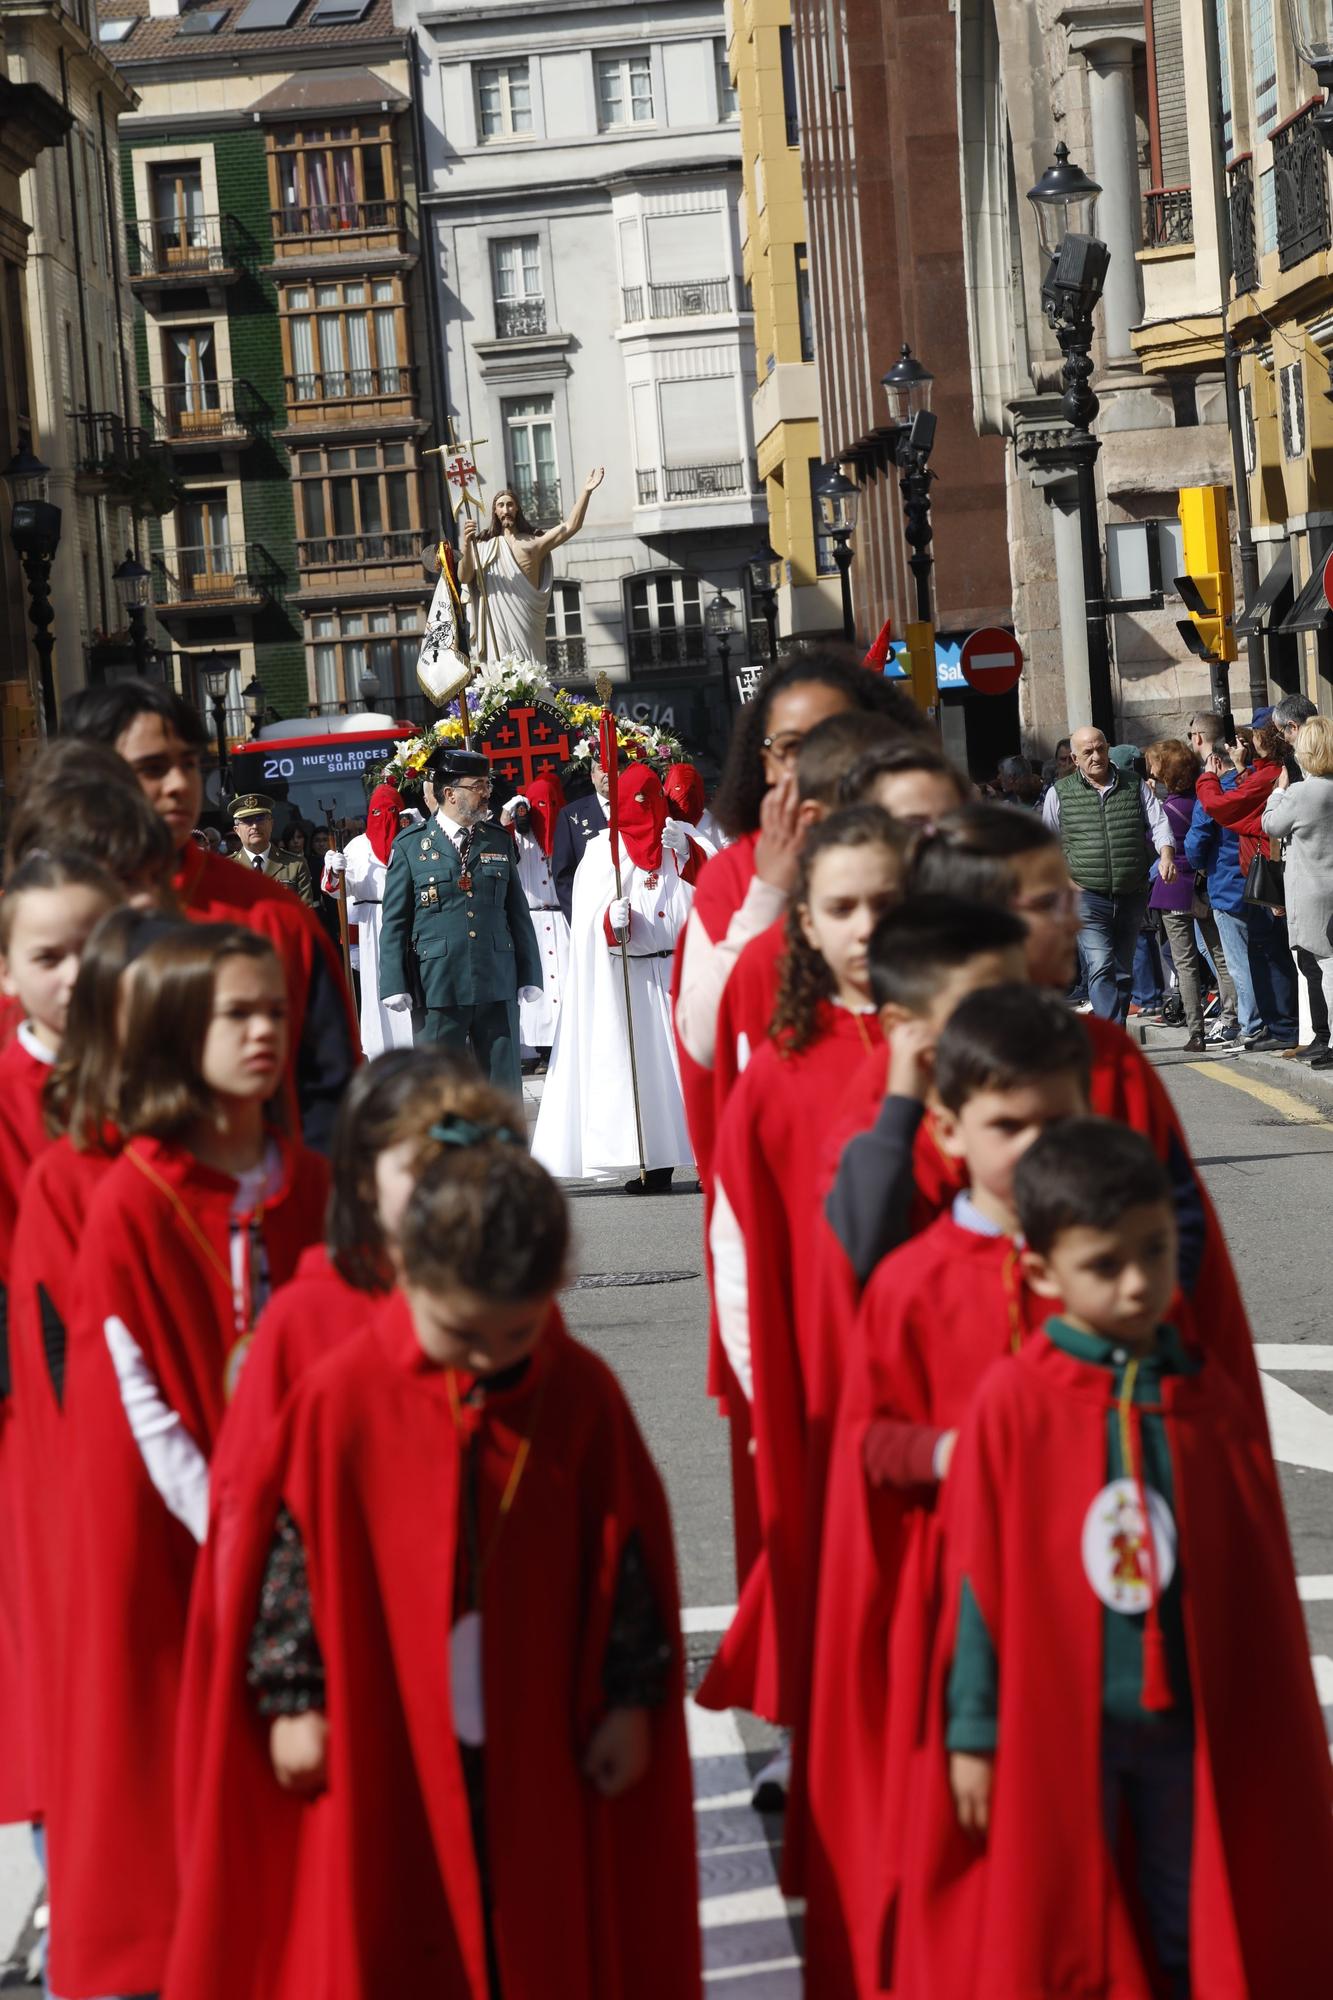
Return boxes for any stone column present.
[1085,37,1144,359]
[1048,483,1094,730]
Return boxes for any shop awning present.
[1234,544,1292,636]
[1279,554,1332,635]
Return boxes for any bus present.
[220,713,413,833]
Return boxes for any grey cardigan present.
[1262,776,1333,954]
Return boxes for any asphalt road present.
[4,1043,1331,1993]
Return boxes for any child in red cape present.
[803,987,1093,1996]
[7,909,180,1842]
[918,1121,1333,1998]
[0,853,120,1832]
[699,807,912,1790]
[49,924,328,2000]
[818,804,1265,1422]
[166,1110,699,2000]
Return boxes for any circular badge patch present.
[1080,1478,1177,1613]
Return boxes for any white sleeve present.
[708,1179,752,1403]
[674,872,788,1068]
[103,1314,210,1544]
[1040,787,1061,837]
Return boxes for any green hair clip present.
[428,1117,522,1151]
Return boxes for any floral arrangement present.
[563,699,685,770]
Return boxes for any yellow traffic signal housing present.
[1175,486,1237,664]
[904,621,936,711]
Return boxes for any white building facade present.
[409,0,764,744]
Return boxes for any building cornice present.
[1057,1,1146,54]
[0,76,73,177]
[422,151,741,207]
[4,0,139,110]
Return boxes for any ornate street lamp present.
[112,549,153,675]
[815,469,861,643]
[746,537,781,661]
[1028,145,1115,740]
[3,440,60,732]
[241,673,267,737]
[706,588,738,676]
[881,346,939,626]
[1286,1,1333,141]
[199,653,233,800]
[358,668,382,710]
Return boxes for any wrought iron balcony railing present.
[296,529,422,571]
[284,365,415,408]
[545,636,586,675]
[272,198,405,243]
[128,214,241,280]
[140,380,258,445]
[1229,154,1259,297]
[629,629,709,672]
[495,298,548,338]
[1274,103,1332,272]
[73,410,131,474]
[1143,186,1194,249]
[622,278,736,322]
[511,477,563,527]
[636,469,659,504]
[152,543,272,608]
[663,461,746,499]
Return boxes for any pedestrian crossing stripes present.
[690,1697,802,1992]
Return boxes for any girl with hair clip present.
[6,905,181,1979]
[50,924,329,2000]
[699,807,912,1803]
[0,852,120,1832]
[168,1112,701,2000]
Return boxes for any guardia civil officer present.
[379,745,542,1094]
[230,793,318,907]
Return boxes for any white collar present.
[952,1190,1007,1238]
[435,807,471,843]
[246,845,271,864]
[17,1020,56,1067]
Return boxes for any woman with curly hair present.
[698,807,911,1780]
[673,646,930,1187]
[1146,738,1239,1052]
[1197,716,1300,1049]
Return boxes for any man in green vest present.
[1041,725,1176,1024]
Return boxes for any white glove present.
[518,984,543,1003]
[609,897,630,936]
[501,794,530,826]
[382,993,412,1014]
[660,820,690,860]
[323,850,347,876]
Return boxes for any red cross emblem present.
[479,702,573,787]
[445,455,478,489]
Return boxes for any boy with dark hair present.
[911,1118,1333,1999]
[803,988,1094,1997]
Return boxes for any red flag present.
[599,707,622,876]
[863,616,894,673]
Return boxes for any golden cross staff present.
[424,422,496,721]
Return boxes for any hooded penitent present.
[366,783,403,866]
[616,764,668,873]
[524,773,566,858]
[664,763,705,826]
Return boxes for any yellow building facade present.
[729,0,840,638]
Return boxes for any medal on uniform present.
[1081,1477,1177,1612]
[459,871,472,892]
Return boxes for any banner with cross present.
[478,701,574,790]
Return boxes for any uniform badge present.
[421,836,432,852]
[1081,1478,1176,1613]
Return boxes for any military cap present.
[426,745,492,783]
[231,793,276,822]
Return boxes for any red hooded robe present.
[664,762,706,825]
[48,1134,328,1999]
[164,1298,701,2000]
[899,1335,1333,2000]
[523,772,566,858]
[364,780,402,866]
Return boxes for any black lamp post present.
[706,589,738,700]
[746,537,781,661]
[1286,1,1333,142]
[1028,144,1114,741]
[241,673,267,739]
[200,654,233,801]
[881,345,938,625]
[3,441,60,733]
[358,668,382,711]
[816,469,860,644]
[112,549,153,674]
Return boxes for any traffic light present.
[1175,486,1237,664]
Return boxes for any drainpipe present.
[61,48,110,642]
[407,30,452,540]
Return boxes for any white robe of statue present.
[330,833,416,1058]
[476,535,554,663]
[513,829,569,1054]
[531,831,695,1179]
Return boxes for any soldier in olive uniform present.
[379,746,542,1095]
[230,793,317,907]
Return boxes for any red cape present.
[0,1036,51,1823]
[801,1217,1029,1992]
[897,1335,1333,1998]
[7,1141,117,1821]
[165,1298,700,2000]
[671,828,759,1192]
[699,1007,883,1728]
[48,1135,328,1998]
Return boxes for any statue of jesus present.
[458,467,605,665]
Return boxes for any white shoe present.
[751,1742,792,1813]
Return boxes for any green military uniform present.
[378,752,542,1096]
[230,793,317,907]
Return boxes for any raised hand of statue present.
[461,519,477,545]
[584,467,605,493]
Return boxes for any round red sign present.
[959,625,1024,696]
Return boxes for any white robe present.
[332,833,415,1058]
[475,534,554,663]
[513,829,569,1053]
[532,832,695,1179]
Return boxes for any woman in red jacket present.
[1195,719,1300,1050]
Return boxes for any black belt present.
[531,904,561,912]
[615,949,674,959]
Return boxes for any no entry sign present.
[1322,544,1333,613]
[959,626,1024,695]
